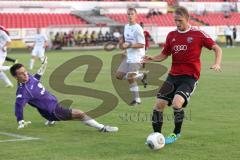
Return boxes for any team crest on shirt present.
[172,38,176,42]
[16,94,22,98]
[187,37,193,43]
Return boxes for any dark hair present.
[10,63,24,76]
[175,6,189,19]
[140,22,144,28]
[127,7,137,13]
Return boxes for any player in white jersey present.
[29,28,48,70]
[0,29,13,87]
[0,26,18,64]
[116,8,147,106]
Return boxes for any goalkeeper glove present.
[37,56,48,76]
[18,120,31,129]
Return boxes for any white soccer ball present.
[146,132,165,150]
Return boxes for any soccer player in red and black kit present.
[143,6,222,144]
[140,22,151,51]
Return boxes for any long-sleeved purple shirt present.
[15,74,59,121]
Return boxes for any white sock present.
[123,74,128,80]
[29,59,35,69]
[81,116,104,130]
[130,82,141,102]
[135,73,144,80]
[125,72,138,80]
[0,72,13,86]
[135,98,141,103]
[40,57,45,63]
[0,66,10,71]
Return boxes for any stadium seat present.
[0,13,87,28]
[191,12,240,26]
[106,13,200,26]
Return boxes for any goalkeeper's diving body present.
[10,57,118,132]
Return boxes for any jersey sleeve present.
[33,74,42,80]
[162,33,172,56]
[201,31,216,50]
[135,27,145,45]
[15,96,29,122]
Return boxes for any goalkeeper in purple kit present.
[10,57,118,132]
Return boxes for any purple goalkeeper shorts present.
[51,105,72,121]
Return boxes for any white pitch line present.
[0,132,40,143]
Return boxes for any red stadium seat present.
[0,13,87,28]
[191,12,240,26]
[105,13,200,26]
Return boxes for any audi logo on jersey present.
[173,45,187,53]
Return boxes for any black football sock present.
[152,109,163,133]
[173,108,185,135]
[6,57,16,63]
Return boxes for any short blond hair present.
[175,6,189,19]
[127,7,137,13]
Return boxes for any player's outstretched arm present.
[210,44,222,72]
[121,42,144,49]
[15,99,31,129]
[142,52,168,63]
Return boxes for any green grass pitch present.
[0,47,239,160]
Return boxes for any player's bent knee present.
[172,94,185,109]
[128,78,135,84]
[71,109,85,119]
[116,72,124,80]
[154,99,168,111]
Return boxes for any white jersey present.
[34,34,47,49]
[224,27,233,36]
[0,30,11,56]
[124,23,145,63]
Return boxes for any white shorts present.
[117,57,142,74]
[32,47,45,58]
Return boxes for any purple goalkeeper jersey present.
[15,74,59,121]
